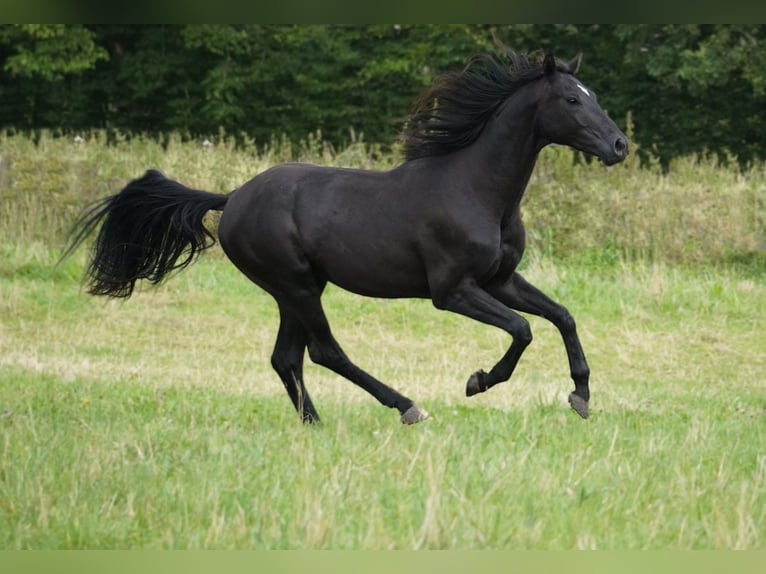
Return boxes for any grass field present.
[0,132,764,549]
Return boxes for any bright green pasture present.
[1,244,764,549]
[1,131,763,548]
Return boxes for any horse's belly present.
[315,246,431,299]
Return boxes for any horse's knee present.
[558,309,577,335]
[514,318,533,347]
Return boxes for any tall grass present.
[526,146,766,265]
[0,129,764,267]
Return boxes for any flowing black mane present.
[402,50,574,161]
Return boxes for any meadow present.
[0,130,764,549]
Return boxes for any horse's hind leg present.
[288,293,428,425]
[219,206,426,425]
[271,306,320,423]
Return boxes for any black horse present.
[64,49,628,425]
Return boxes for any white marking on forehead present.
[576,83,591,97]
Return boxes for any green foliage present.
[0,24,108,80]
[615,24,766,163]
[1,25,764,164]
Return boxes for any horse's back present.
[218,162,433,298]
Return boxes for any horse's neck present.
[466,91,542,212]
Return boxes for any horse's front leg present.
[431,277,535,401]
[486,272,591,419]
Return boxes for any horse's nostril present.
[614,137,628,155]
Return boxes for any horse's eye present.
[566,97,579,104]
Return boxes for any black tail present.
[62,169,229,298]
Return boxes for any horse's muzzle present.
[603,136,629,165]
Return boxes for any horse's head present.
[535,54,628,166]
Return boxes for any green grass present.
[1,245,764,549]
[2,369,762,549]
[1,131,764,548]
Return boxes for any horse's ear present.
[543,53,557,75]
[568,53,583,75]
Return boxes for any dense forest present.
[1,24,765,165]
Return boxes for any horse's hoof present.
[401,404,429,425]
[466,370,487,397]
[568,393,589,419]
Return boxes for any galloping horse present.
[64,48,628,424]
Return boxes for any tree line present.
[1,24,765,165]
